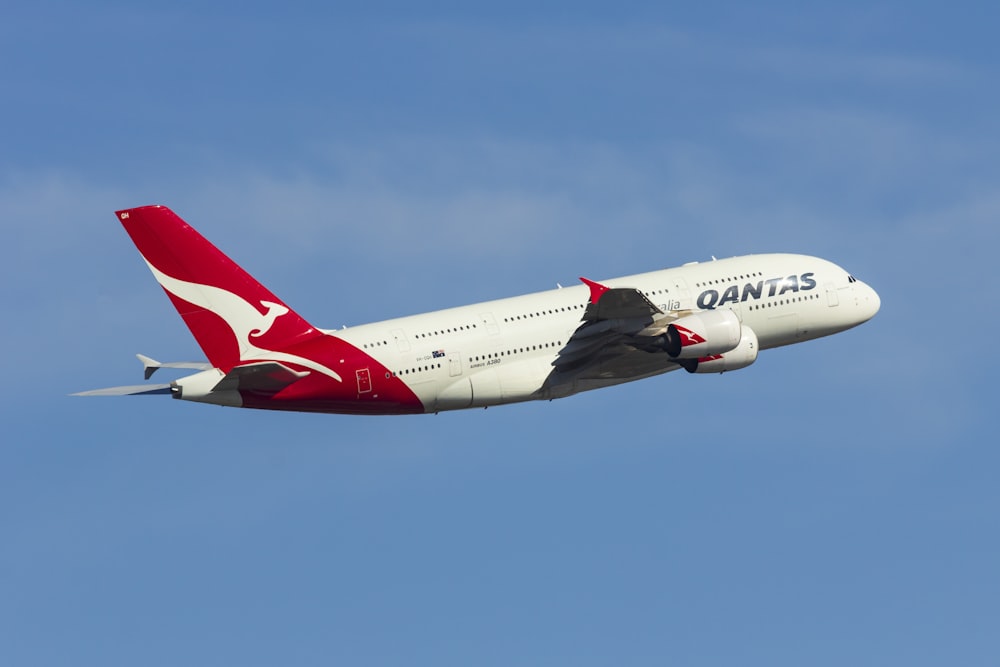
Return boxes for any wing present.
[550,277,683,383]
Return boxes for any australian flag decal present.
[432,350,445,358]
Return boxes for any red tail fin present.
[116,205,320,373]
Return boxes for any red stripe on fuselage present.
[236,333,425,415]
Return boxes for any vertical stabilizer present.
[116,206,320,373]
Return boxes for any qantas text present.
[697,272,817,309]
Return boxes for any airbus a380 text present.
[76,206,880,415]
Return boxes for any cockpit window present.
[847,275,857,283]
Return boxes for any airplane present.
[75,205,880,415]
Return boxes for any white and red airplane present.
[76,205,880,415]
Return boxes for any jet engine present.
[663,309,742,359]
[679,326,759,374]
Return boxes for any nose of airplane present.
[858,281,881,322]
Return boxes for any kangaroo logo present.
[673,326,705,347]
[143,260,343,382]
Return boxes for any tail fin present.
[116,206,321,373]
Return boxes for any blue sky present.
[3,2,999,665]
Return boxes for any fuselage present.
[323,253,879,413]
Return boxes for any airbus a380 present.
[76,205,880,415]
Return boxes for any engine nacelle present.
[664,309,742,359]
[680,326,759,374]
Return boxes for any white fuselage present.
[332,254,880,412]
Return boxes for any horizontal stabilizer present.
[72,384,172,397]
[212,362,309,395]
[137,354,211,380]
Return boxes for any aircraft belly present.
[435,377,472,411]
[759,312,800,349]
[497,358,551,402]
[470,369,502,407]
[450,358,550,408]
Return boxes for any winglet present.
[579,277,610,304]
[137,353,161,380]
